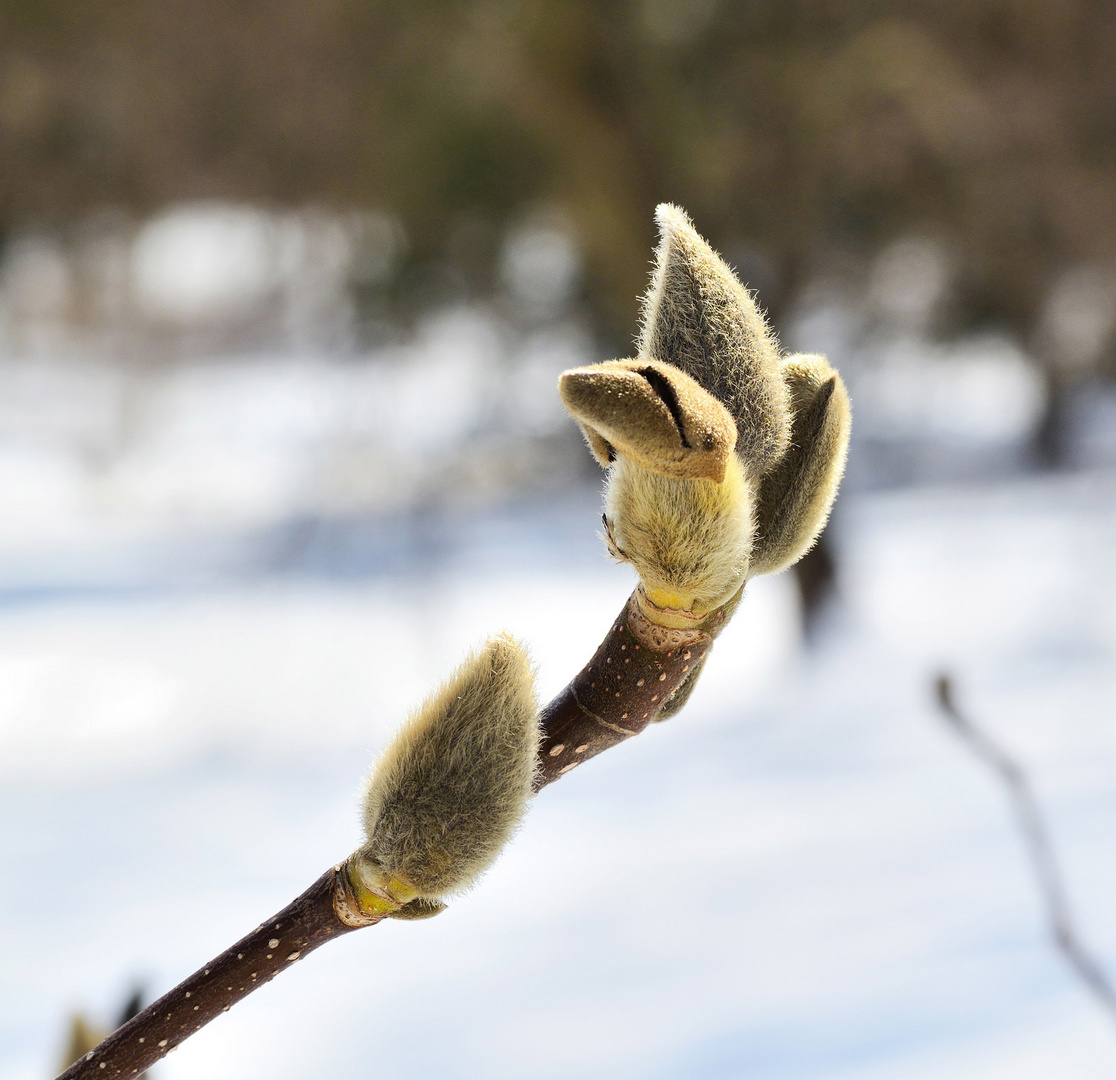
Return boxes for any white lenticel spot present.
[184,992,191,998]
[287,952,301,961]
[575,744,588,753]
[158,1040,168,1048]
[237,953,243,959]
[268,938,279,948]
[548,744,565,756]
[558,762,579,774]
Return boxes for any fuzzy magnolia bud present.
[604,455,753,616]
[559,206,849,641]
[358,634,539,902]
[640,203,791,472]
[559,358,737,482]
[748,354,850,578]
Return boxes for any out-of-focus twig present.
[934,672,1116,1023]
[57,986,149,1078]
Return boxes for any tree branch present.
[535,587,740,787]
[57,584,743,1080]
[57,202,849,1079]
[934,673,1116,1024]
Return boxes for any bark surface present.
[536,588,740,788]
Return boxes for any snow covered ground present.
[1,226,1115,1076]
[2,466,1116,1080]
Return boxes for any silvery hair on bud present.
[748,353,850,578]
[590,204,790,612]
[640,203,791,472]
[360,634,539,899]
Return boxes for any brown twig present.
[58,585,744,1080]
[58,869,360,1080]
[535,588,741,788]
[934,673,1116,1024]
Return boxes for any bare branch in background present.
[934,673,1116,1024]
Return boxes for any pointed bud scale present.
[359,634,539,900]
[748,354,851,578]
[559,358,737,482]
[639,204,791,472]
[387,897,448,920]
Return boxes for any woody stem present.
[57,585,744,1080]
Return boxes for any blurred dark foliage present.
[2,0,1115,346]
[793,536,836,639]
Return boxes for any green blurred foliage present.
[2,0,1115,340]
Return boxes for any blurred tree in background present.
[2,0,1115,353]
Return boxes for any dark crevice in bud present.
[812,375,836,416]
[637,366,690,448]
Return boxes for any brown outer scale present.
[57,585,745,1080]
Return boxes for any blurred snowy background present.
[3,4,1116,1079]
